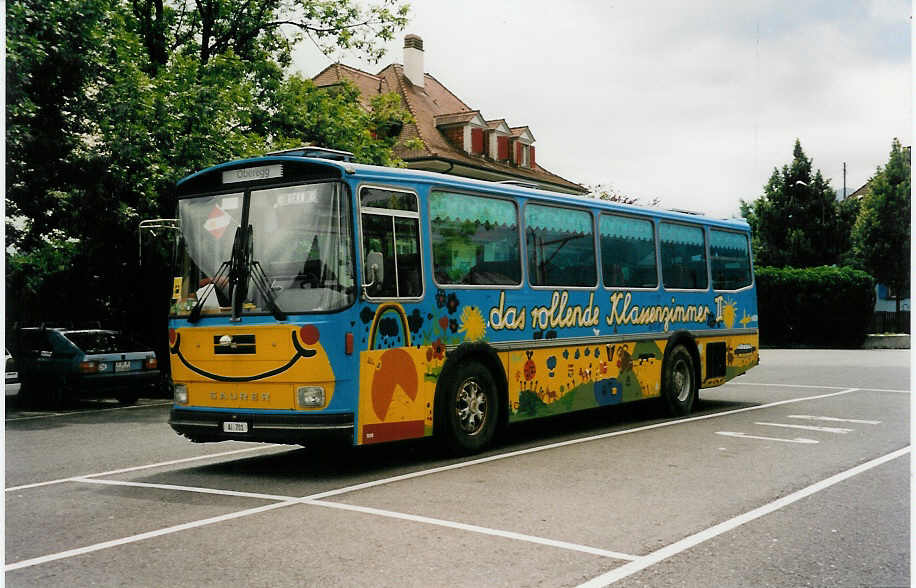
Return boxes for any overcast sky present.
[293,1,911,217]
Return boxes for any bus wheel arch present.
[661,332,700,416]
[434,342,506,453]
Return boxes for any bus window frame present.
[523,200,599,291]
[427,187,525,291]
[658,219,711,293]
[709,228,756,293]
[598,211,662,292]
[357,183,425,303]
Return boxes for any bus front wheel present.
[661,344,697,416]
[440,361,498,454]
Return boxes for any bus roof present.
[178,155,750,231]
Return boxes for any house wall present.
[874,284,910,312]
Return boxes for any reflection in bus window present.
[526,204,596,287]
[430,191,521,286]
[600,214,658,288]
[711,229,752,290]
[660,222,708,290]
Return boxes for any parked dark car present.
[15,327,160,408]
[6,348,18,385]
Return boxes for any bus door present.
[356,186,431,444]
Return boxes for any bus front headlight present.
[297,386,325,408]
[174,383,188,405]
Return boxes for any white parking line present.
[727,382,909,393]
[303,499,640,561]
[76,477,297,502]
[5,401,173,422]
[4,500,299,572]
[4,387,863,571]
[715,432,818,444]
[788,415,882,425]
[577,446,911,587]
[5,445,286,492]
[9,477,639,571]
[307,388,860,501]
[754,422,854,434]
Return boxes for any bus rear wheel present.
[440,361,498,454]
[662,344,697,416]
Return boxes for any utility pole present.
[842,162,847,199]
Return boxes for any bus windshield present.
[172,182,355,317]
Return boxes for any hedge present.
[755,266,875,347]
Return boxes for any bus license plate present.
[114,361,131,372]
[223,421,248,433]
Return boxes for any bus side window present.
[359,186,422,299]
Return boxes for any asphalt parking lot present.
[4,349,910,587]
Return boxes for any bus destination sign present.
[222,164,283,184]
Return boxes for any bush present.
[755,266,875,347]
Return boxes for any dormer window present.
[510,126,535,168]
[435,111,487,155]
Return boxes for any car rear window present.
[64,332,138,354]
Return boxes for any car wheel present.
[439,361,499,455]
[662,344,697,416]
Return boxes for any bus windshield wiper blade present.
[188,259,231,324]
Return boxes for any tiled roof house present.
[313,34,587,195]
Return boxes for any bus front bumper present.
[169,408,354,444]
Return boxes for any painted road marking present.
[727,382,909,394]
[76,477,296,502]
[4,501,298,572]
[788,415,882,425]
[754,422,854,434]
[578,446,911,587]
[5,401,173,422]
[3,387,863,570]
[715,432,819,444]
[305,499,640,561]
[5,445,286,492]
[6,478,638,571]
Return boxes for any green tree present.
[6,0,411,345]
[851,138,911,329]
[741,139,841,267]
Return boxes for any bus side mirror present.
[362,251,384,298]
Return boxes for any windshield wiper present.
[188,259,231,324]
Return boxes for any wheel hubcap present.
[456,378,487,435]
[672,359,691,402]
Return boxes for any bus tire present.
[440,361,498,454]
[661,344,697,416]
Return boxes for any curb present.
[862,334,910,349]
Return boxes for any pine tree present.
[742,139,840,267]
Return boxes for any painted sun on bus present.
[156,147,758,453]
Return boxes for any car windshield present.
[172,182,355,316]
[65,331,139,354]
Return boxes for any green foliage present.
[741,140,844,267]
[755,266,875,347]
[586,184,660,207]
[6,0,410,347]
[850,139,910,319]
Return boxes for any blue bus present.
[162,148,758,453]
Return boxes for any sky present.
[292,0,912,217]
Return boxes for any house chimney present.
[403,34,425,88]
